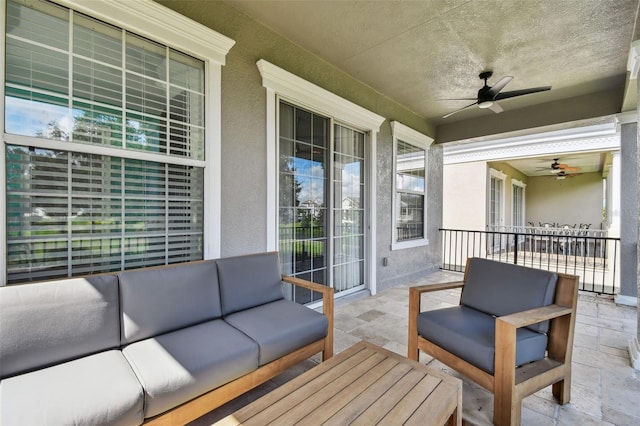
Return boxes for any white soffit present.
[57,0,235,64]
[257,59,385,132]
[443,121,620,165]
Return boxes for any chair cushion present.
[216,252,284,315]
[417,305,548,374]
[460,258,557,333]
[118,260,221,345]
[0,275,120,378]
[0,350,144,426]
[122,319,258,418]
[224,299,328,366]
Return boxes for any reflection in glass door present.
[278,102,329,303]
[333,124,365,293]
[278,101,367,301]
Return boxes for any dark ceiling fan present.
[549,158,580,173]
[442,71,551,119]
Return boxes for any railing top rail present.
[439,227,618,241]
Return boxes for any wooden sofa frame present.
[146,275,334,425]
[408,259,578,426]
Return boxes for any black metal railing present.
[440,228,620,295]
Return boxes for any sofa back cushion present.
[118,260,221,345]
[0,275,120,378]
[460,258,558,333]
[217,252,284,315]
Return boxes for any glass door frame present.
[258,59,385,300]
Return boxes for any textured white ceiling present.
[226,0,639,126]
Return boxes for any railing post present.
[513,232,519,265]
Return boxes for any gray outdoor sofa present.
[0,252,334,425]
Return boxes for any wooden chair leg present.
[408,288,420,361]
[552,379,571,404]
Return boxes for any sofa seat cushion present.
[122,319,258,418]
[224,299,328,366]
[0,350,144,426]
[416,305,548,374]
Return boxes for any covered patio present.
[193,270,639,426]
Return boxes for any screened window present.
[4,0,206,283]
[391,121,432,249]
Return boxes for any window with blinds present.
[4,0,206,283]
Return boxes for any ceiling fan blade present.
[488,102,503,114]
[442,102,478,118]
[487,76,513,97]
[495,86,551,100]
[439,97,478,101]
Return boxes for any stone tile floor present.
[192,270,639,425]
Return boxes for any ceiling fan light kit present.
[442,71,551,118]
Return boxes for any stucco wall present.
[526,172,603,227]
[156,1,442,289]
[442,162,487,230]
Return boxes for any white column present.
[608,151,621,235]
[626,39,640,369]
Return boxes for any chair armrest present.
[496,304,573,329]
[494,303,575,393]
[407,281,464,361]
[408,281,464,318]
[409,281,465,297]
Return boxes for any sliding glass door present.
[278,101,367,302]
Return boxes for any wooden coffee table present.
[215,340,462,425]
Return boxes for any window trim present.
[391,121,433,250]
[0,0,235,284]
[257,59,385,295]
[511,178,526,227]
[488,168,507,228]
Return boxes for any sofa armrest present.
[281,275,334,360]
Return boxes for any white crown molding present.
[257,59,385,131]
[444,121,620,164]
[55,0,235,64]
[391,121,434,149]
[628,39,640,80]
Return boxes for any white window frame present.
[391,121,433,250]
[488,168,507,229]
[0,0,235,285]
[256,60,385,295]
[511,178,526,227]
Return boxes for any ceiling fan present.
[548,158,581,174]
[552,170,582,180]
[442,71,551,119]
